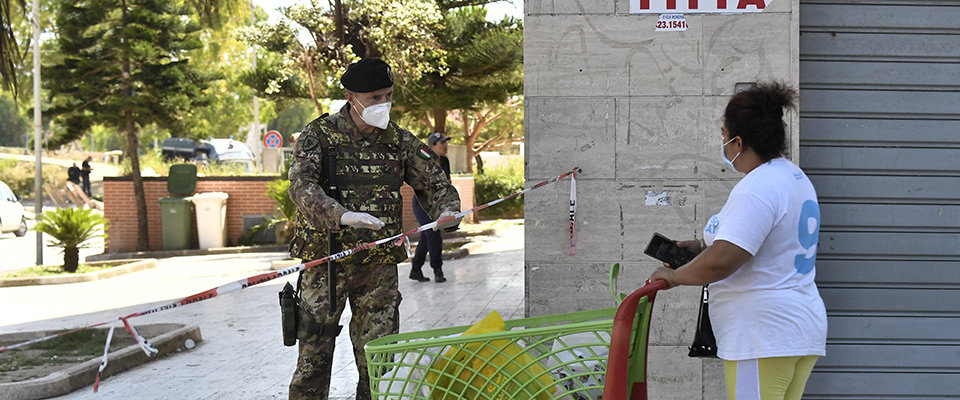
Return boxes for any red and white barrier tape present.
[93,322,116,393]
[0,167,582,392]
[569,171,578,255]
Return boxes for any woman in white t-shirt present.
[649,82,827,400]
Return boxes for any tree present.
[237,0,446,116]
[34,207,108,273]
[400,6,521,133]
[0,0,238,95]
[454,96,523,174]
[45,0,212,251]
[0,0,25,96]
[177,4,277,142]
[267,98,317,138]
[399,5,523,172]
[0,91,29,146]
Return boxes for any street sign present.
[263,130,283,149]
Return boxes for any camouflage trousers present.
[289,261,401,400]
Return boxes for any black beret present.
[340,58,394,93]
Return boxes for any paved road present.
[0,152,114,273]
[0,220,106,274]
[0,223,525,400]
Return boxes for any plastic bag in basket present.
[425,310,557,400]
[544,332,611,400]
[377,350,435,399]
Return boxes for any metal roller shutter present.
[799,0,960,397]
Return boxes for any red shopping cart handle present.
[604,279,667,400]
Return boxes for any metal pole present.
[251,0,261,169]
[32,0,43,265]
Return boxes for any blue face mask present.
[721,137,740,172]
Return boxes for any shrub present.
[0,159,67,199]
[33,208,109,273]
[474,158,524,219]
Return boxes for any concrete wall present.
[524,0,800,398]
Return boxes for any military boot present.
[433,267,447,283]
[409,268,430,282]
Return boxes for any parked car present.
[161,137,214,162]
[161,137,256,172]
[204,138,256,171]
[0,180,27,237]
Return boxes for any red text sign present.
[630,0,770,13]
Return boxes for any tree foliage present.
[239,1,523,173]
[0,90,29,146]
[34,207,108,273]
[399,6,522,128]
[237,0,446,116]
[399,5,523,172]
[267,98,317,139]
[0,0,25,96]
[45,0,213,251]
[178,4,278,141]
[454,96,523,173]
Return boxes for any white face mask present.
[721,137,741,172]
[355,98,391,129]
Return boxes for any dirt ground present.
[0,324,178,384]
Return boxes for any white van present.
[0,180,27,237]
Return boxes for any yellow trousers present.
[724,356,819,400]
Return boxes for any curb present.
[0,259,159,288]
[0,324,203,400]
[86,245,288,262]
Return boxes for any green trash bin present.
[159,164,199,250]
[159,196,194,250]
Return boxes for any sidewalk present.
[0,224,525,400]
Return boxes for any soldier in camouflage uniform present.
[287,58,462,400]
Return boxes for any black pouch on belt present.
[279,281,299,346]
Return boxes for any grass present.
[0,329,136,373]
[2,261,126,278]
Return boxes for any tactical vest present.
[290,116,407,265]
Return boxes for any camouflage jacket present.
[288,103,461,264]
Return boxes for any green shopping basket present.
[365,280,666,400]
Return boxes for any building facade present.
[525,0,960,398]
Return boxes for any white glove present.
[340,211,385,230]
[434,211,462,231]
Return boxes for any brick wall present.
[104,176,475,253]
[103,177,278,253]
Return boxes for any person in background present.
[67,162,81,186]
[287,58,462,399]
[80,156,94,197]
[409,132,452,282]
[648,82,827,400]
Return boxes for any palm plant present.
[33,207,108,273]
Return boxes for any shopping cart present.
[365,277,667,400]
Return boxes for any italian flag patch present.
[417,146,431,160]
